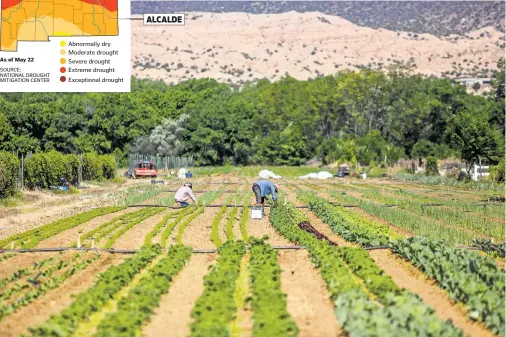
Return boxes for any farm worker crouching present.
[174,182,197,207]
[252,180,279,207]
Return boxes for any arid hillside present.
[131,1,505,36]
[131,11,505,86]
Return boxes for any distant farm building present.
[454,77,492,87]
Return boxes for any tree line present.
[0,61,504,171]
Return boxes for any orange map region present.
[1,0,119,51]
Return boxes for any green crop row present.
[299,192,400,246]
[144,208,186,245]
[388,188,505,219]
[392,237,505,336]
[249,238,298,337]
[26,245,161,337]
[93,245,192,337]
[79,207,162,247]
[1,254,80,303]
[0,206,125,250]
[160,206,198,247]
[0,255,57,289]
[1,253,98,322]
[300,193,505,336]
[360,188,504,240]
[270,203,464,337]
[189,241,246,337]
[211,205,229,247]
[330,191,475,244]
[226,194,250,241]
[102,208,164,248]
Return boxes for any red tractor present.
[132,160,158,179]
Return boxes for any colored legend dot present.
[60,58,66,64]
[60,67,66,73]
[60,76,66,82]
[60,49,66,55]
[60,41,66,47]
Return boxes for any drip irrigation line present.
[0,245,306,255]
[329,202,359,208]
[363,245,391,251]
[161,190,238,193]
[127,204,309,209]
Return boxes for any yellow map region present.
[1,0,118,51]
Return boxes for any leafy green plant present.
[392,237,505,336]
[189,241,246,337]
[299,192,400,246]
[270,203,464,337]
[249,238,298,337]
[27,245,161,337]
[0,253,98,322]
[93,245,192,337]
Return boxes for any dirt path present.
[369,249,495,337]
[246,208,291,245]
[181,194,230,249]
[278,250,344,337]
[0,253,125,337]
[35,208,137,248]
[111,209,175,250]
[182,207,219,249]
[141,253,216,337]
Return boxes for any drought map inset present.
[1,0,118,51]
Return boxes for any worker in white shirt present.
[174,182,197,207]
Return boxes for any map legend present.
[0,0,130,92]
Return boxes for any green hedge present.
[0,152,19,198]
[24,151,116,189]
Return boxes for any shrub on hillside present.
[0,152,19,198]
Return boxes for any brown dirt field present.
[246,208,291,246]
[111,209,175,250]
[0,181,149,240]
[181,207,219,249]
[0,253,125,337]
[278,250,344,337]
[181,193,230,249]
[141,253,216,337]
[35,208,137,248]
[0,252,67,278]
[369,249,495,337]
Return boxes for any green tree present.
[445,110,504,174]
[411,139,436,159]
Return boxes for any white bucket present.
[251,206,264,219]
